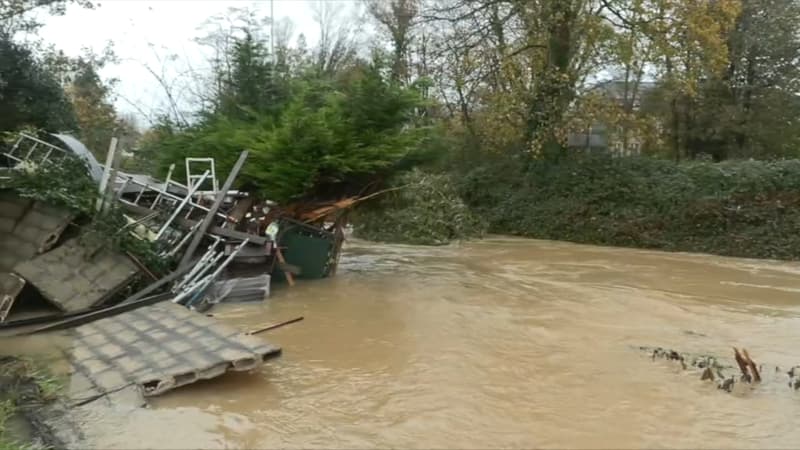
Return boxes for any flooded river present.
[24,238,800,448]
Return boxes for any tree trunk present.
[524,0,575,159]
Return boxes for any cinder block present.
[14,237,138,312]
[82,358,110,373]
[0,193,31,220]
[97,343,125,359]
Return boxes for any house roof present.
[591,79,657,101]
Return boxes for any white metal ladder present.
[3,133,68,166]
[185,158,219,196]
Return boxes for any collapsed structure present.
[0,131,357,400]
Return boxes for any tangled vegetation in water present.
[353,169,487,246]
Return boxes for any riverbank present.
[0,355,74,450]
[455,155,800,260]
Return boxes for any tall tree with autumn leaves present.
[415,0,747,160]
[700,0,800,159]
[3,0,800,165]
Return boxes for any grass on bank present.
[0,357,65,450]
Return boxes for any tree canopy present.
[0,35,77,132]
[4,0,800,204]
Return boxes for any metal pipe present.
[173,235,222,290]
[152,163,175,208]
[115,177,131,200]
[173,245,217,292]
[155,170,210,240]
[182,250,225,290]
[123,177,228,220]
[178,151,248,270]
[178,239,249,306]
[164,221,201,258]
[41,148,54,164]
[24,142,39,160]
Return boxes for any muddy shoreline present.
[0,356,81,449]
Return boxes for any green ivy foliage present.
[459,153,800,260]
[0,154,96,212]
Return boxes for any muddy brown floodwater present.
[19,237,800,448]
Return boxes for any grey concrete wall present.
[14,238,139,313]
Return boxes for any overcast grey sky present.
[38,0,360,126]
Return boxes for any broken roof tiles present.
[67,302,281,397]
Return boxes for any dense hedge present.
[458,154,800,260]
[353,169,487,245]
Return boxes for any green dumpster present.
[273,218,336,280]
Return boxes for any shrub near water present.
[459,154,800,260]
[353,169,487,245]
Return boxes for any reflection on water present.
[16,237,800,448]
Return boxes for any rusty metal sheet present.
[14,238,139,313]
[66,302,281,397]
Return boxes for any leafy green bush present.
[0,156,97,213]
[143,62,432,203]
[459,153,800,260]
[0,35,77,133]
[353,169,487,245]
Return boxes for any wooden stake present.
[276,247,294,286]
[96,137,119,211]
[742,348,761,382]
[247,316,304,335]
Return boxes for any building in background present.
[568,80,657,156]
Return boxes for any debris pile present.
[0,132,362,323]
[0,132,352,400]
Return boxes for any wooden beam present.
[120,200,268,245]
[229,196,254,224]
[96,137,118,211]
[275,247,294,286]
[247,316,304,335]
